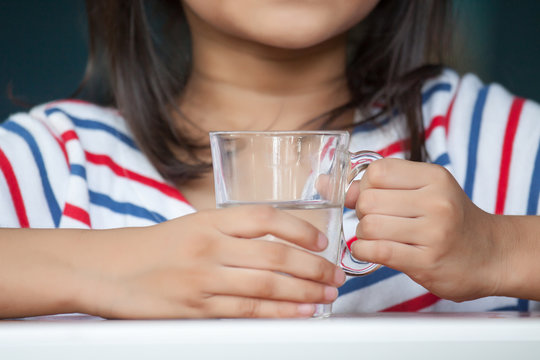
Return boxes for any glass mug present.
[209,131,383,317]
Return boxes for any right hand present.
[79,205,345,319]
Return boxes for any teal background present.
[1,0,539,120]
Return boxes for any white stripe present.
[10,114,70,222]
[85,161,194,221]
[0,125,55,227]
[446,73,483,187]
[425,296,518,312]
[333,274,428,313]
[0,162,20,227]
[471,84,512,213]
[505,99,540,214]
[421,68,459,129]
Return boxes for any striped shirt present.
[1,69,539,314]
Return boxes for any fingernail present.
[324,286,338,301]
[334,268,346,286]
[297,304,316,316]
[317,233,328,250]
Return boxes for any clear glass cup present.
[210,131,383,317]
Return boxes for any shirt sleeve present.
[422,69,540,216]
[0,112,71,228]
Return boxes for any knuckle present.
[254,274,277,299]
[365,159,387,186]
[239,298,261,318]
[359,214,379,239]
[311,259,330,283]
[430,196,456,217]
[411,271,432,288]
[433,165,453,183]
[371,242,394,264]
[265,243,289,267]
[430,223,451,243]
[302,283,325,303]
[251,205,278,225]
[183,290,206,311]
[356,189,375,215]
[184,235,212,259]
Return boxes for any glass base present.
[313,303,332,318]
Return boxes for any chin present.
[183,0,380,50]
[253,28,341,50]
[243,8,350,49]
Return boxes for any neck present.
[178,7,352,134]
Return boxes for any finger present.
[214,205,326,252]
[217,237,345,287]
[351,238,421,272]
[356,214,424,245]
[358,158,443,192]
[204,296,317,318]
[315,174,337,201]
[345,180,361,209]
[208,267,338,304]
[355,189,426,219]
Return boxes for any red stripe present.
[376,139,407,157]
[495,97,525,214]
[0,148,30,227]
[382,292,440,312]
[424,81,460,140]
[424,115,444,140]
[85,152,189,203]
[38,119,70,167]
[346,236,357,250]
[61,130,79,142]
[443,82,459,137]
[45,99,94,109]
[63,203,91,227]
[320,137,334,161]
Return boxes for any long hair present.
[81,0,452,183]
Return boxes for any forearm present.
[0,228,118,318]
[493,215,540,301]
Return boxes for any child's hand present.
[345,158,504,302]
[81,205,345,318]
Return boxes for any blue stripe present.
[463,86,489,199]
[526,142,540,215]
[491,299,529,312]
[422,82,452,105]
[518,299,530,311]
[89,190,166,223]
[491,305,519,311]
[44,108,138,150]
[70,164,87,180]
[433,153,450,167]
[338,266,401,297]
[2,121,62,227]
[352,116,392,133]
[352,82,451,134]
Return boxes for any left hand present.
[345,158,505,302]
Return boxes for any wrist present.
[72,227,151,318]
[483,214,514,298]
[488,214,537,300]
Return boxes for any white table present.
[2,312,540,359]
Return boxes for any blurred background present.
[1,0,539,119]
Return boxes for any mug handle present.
[339,150,384,276]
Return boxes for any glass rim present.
[209,130,349,137]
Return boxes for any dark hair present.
[81,0,452,184]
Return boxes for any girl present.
[1,0,539,318]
